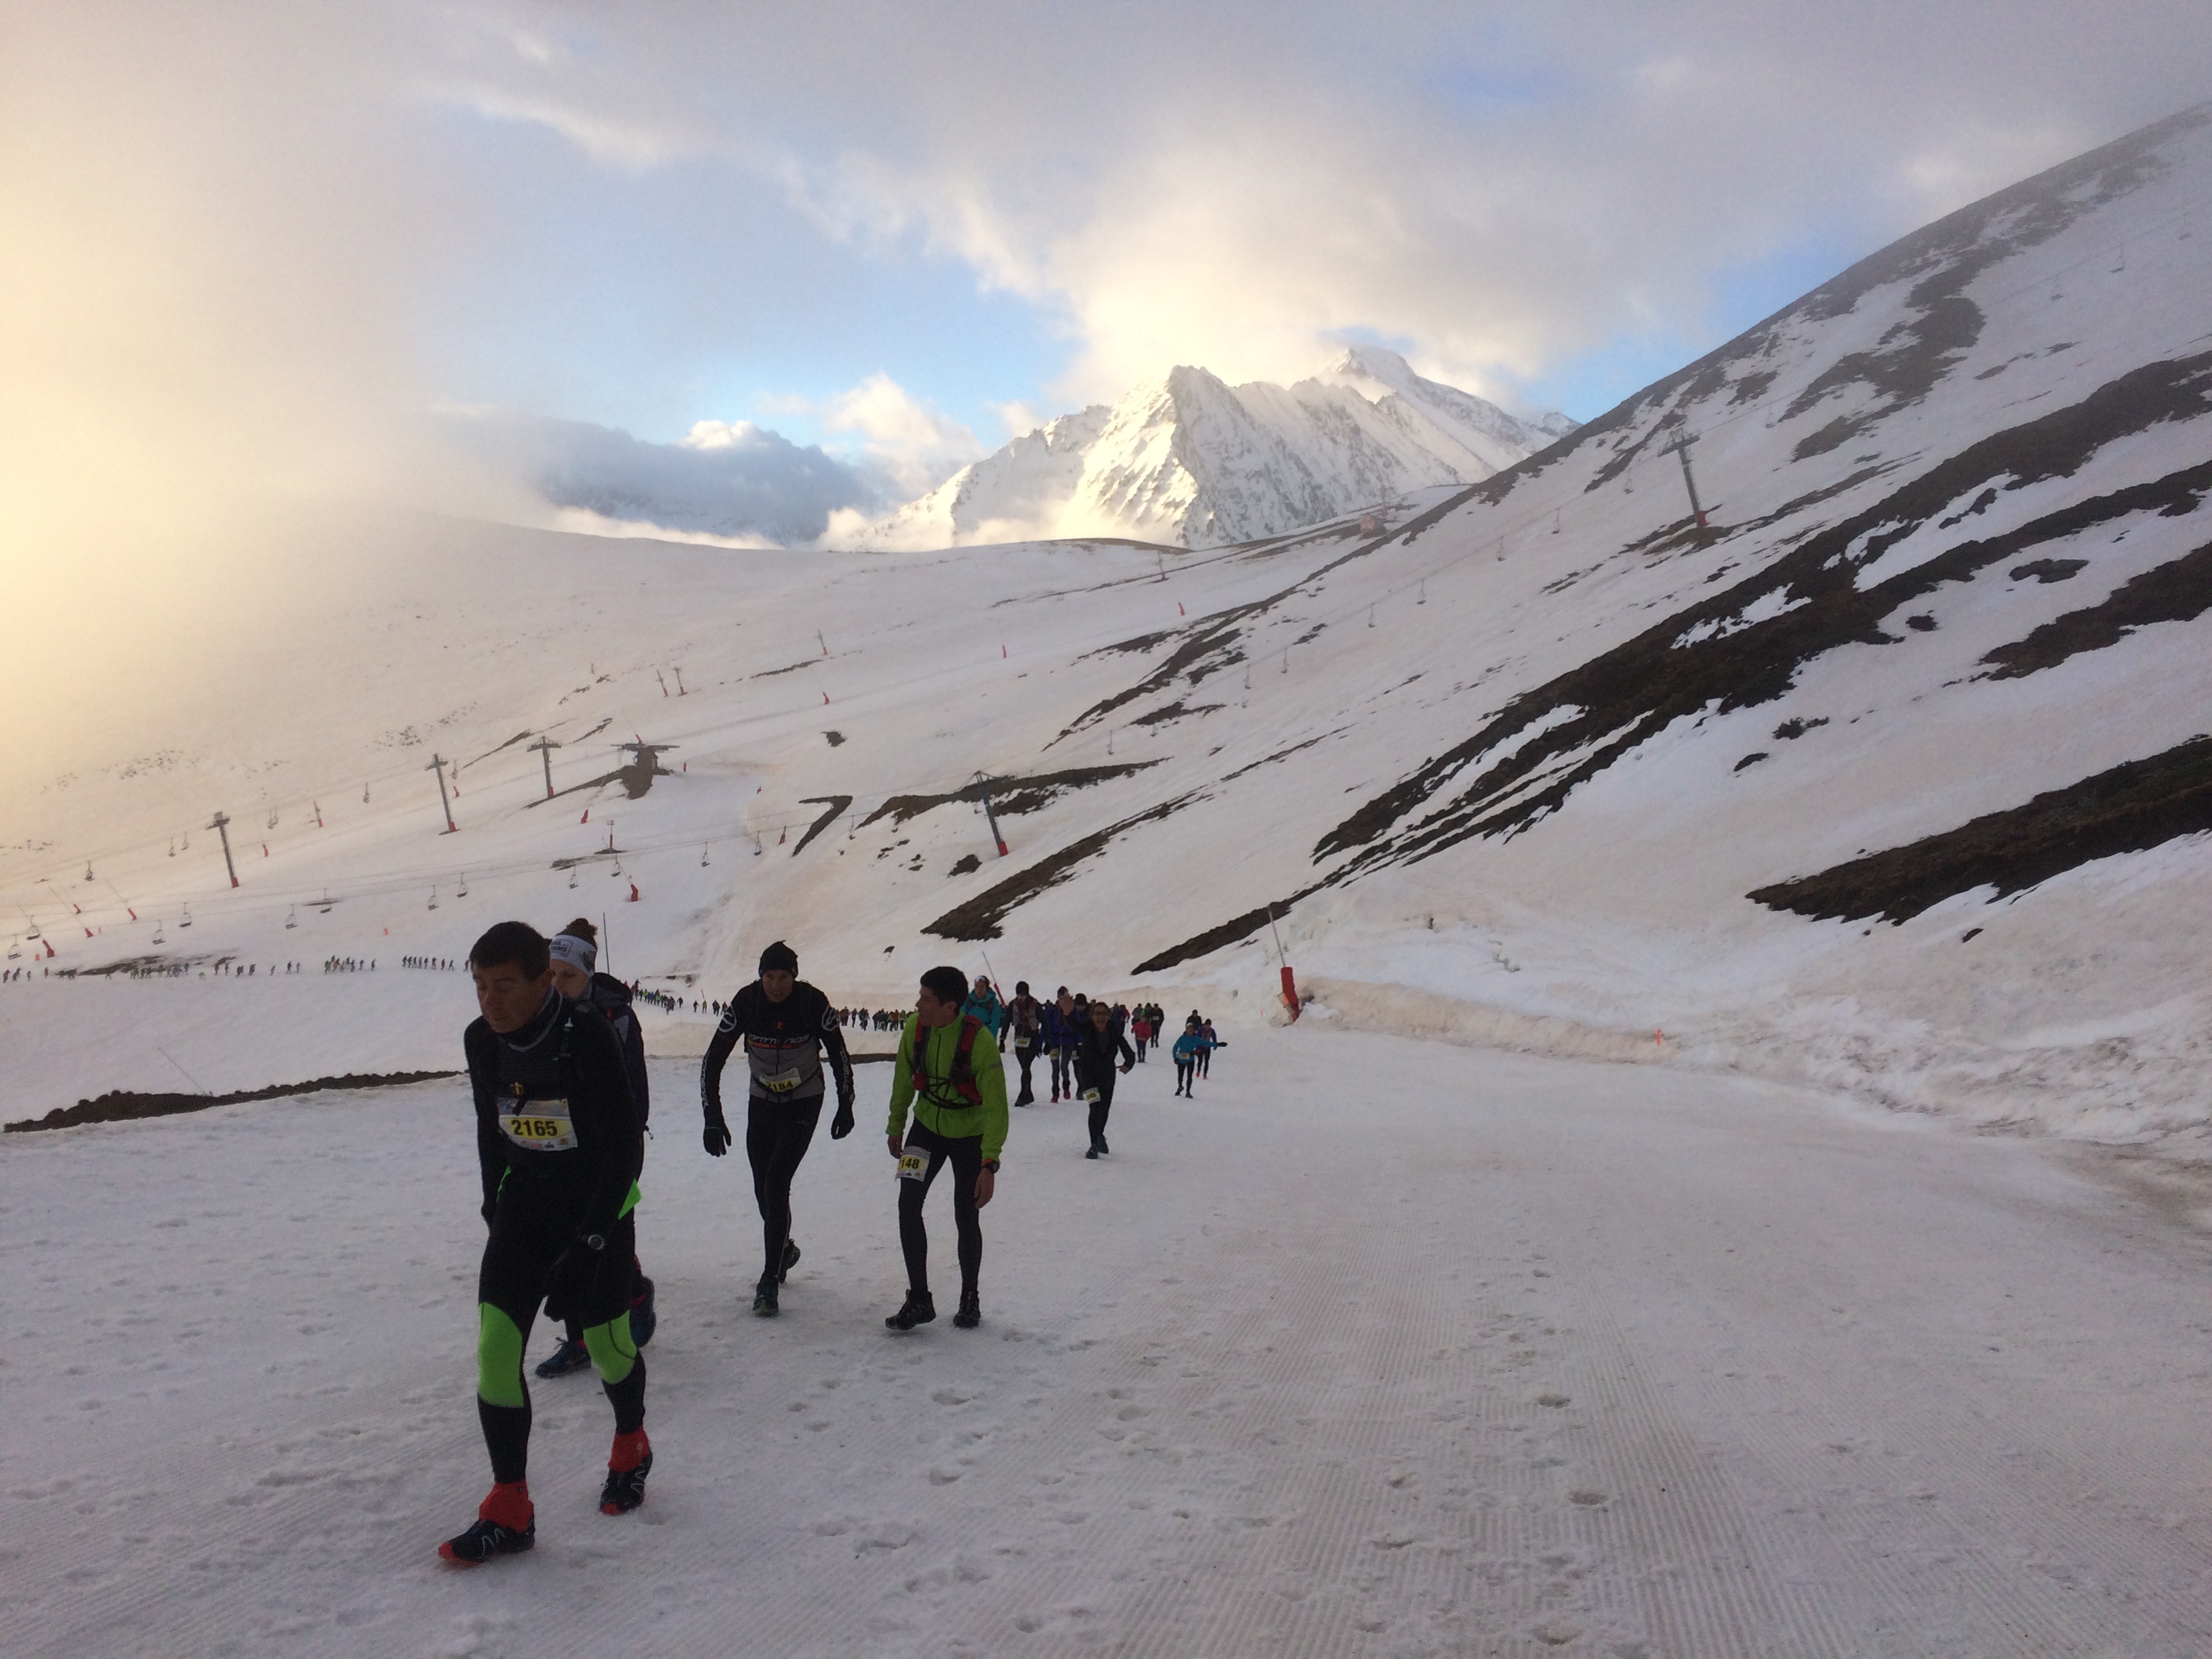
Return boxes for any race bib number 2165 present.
[500,1107,577,1151]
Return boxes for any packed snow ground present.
[7,1024,2212,1658]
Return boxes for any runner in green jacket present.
[884,965,1008,1331]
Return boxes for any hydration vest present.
[911,1015,986,1107]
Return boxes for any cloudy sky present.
[3,2,2209,752]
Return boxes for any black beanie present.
[758,939,798,975]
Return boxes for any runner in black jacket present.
[537,920,657,1377]
[441,922,650,1565]
[701,940,856,1315]
[1072,998,1136,1158]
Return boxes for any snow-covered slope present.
[850,348,1568,549]
[8,105,2212,1143]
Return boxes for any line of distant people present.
[404,955,460,970]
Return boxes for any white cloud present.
[990,401,1046,442]
[819,375,985,501]
[405,3,2211,414]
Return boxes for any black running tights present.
[1086,1080,1115,1143]
[897,1120,983,1298]
[747,1092,824,1283]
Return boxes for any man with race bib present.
[700,939,857,1317]
[884,966,1009,1331]
[443,922,649,1565]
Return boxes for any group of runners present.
[445,919,1222,1565]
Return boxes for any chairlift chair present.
[151,923,164,945]
[179,905,192,928]
[285,906,298,930]
[569,869,579,888]
[428,886,438,911]
[457,874,468,897]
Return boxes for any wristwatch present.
[981,1160,1000,1174]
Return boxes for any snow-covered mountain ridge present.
[847,348,1571,549]
[8,105,2212,1147]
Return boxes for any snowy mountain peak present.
[846,354,1574,550]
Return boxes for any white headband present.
[549,933,596,973]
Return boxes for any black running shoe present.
[438,1515,535,1565]
[753,1277,779,1317]
[779,1237,801,1282]
[533,1335,592,1378]
[1086,1145,1099,1160]
[600,1450,653,1515]
[1098,1136,1109,1155]
[885,1290,936,1330]
[953,1293,981,1329]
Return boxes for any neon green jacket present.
[887,1013,1009,1164]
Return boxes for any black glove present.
[703,1111,732,1157]
[543,1233,607,1323]
[830,1094,856,1139]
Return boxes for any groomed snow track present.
[7,1027,2211,1656]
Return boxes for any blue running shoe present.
[534,1335,592,1378]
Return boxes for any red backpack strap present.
[952,1017,985,1104]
